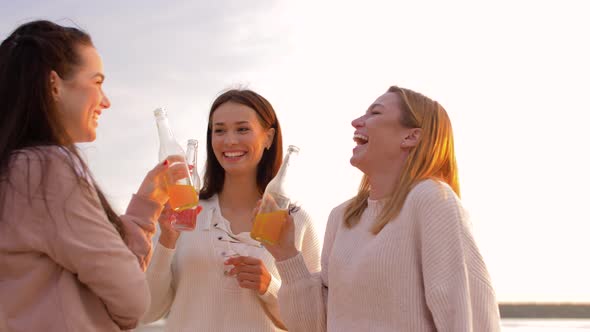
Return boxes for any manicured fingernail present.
[163,160,169,166]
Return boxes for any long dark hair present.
[200,89,283,199]
[0,20,124,237]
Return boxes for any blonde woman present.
[265,86,501,331]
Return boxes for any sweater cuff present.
[126,194,162,224]
[149,242,176,272]
[275,252,312,284]
[259,273,281,303]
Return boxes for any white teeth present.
[354,134,368,142]
[224,152,246,158]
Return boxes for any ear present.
[402,128,422,148]
[49,70,62,102]
[264,128,276,150]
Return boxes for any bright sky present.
[3,0,589,303]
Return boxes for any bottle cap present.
[154,107,167,117]
[287,145,300,153]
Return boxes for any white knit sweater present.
[275,180,501,332]
[141,195,321,332]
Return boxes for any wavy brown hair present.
[0,20,124,237]
[200,89,283,199]
[344,86,460,234]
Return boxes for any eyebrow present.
[92,73,105,81]
[213,120,250,126]
[368,103,385,111]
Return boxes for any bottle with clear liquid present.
[171,139,201,231]
[153,108,199,211]
[251,145,299,245]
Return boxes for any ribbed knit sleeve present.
[259,208,322,329]
[142,242,177,323]
[276,206,340,332]
[414,180,501,332]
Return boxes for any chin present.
[349,156,363,171]
[80,132,97,143]
[71,133,96,144]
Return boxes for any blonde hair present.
[344,86,460,234]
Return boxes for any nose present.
[224,132,238,145]
[100,91,111,109]
[351,115,364,128]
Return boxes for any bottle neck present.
[186,144,197,167]
[155,117,175,143]
[274,150,294,182]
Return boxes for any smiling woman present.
[141,89,321,332]
[0,20,182,332]
[52,45,111,142]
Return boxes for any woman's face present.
[350,92,416,175]
[211,102,275,177]
[53,45,111,143]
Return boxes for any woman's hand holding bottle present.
[252,199,299,262]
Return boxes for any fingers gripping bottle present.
[251,145,299,245]
[171,139,201,231]
[154,108,199,212]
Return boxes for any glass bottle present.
[251,145,300,245]
[171,139,201,231]
[153,108,199,211]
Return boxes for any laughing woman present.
[265,86,502,332]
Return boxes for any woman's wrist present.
[274,248,299,262]
[159,232,179,249]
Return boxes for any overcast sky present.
[3,0,589,302]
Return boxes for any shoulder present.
[10,146,82,175]
[322,197,354,233]
[329,198,353,220]
[407,179,469,231]
[7,146,79,188]
[406,179,460,209]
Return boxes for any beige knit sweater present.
[141,195,321,332]
[275,179,501,332]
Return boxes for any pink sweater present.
[275,180,501,331]
[0,147,162,331]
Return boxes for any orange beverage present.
[251,210,288,245]
[167,183,199,211]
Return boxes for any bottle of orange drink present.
[170,139,201,231]
[251,145,299,245]
[153,108,199,212]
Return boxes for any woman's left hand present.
[224,256,272,295]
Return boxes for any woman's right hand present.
[254,199,299,262]
[263,213,299,261]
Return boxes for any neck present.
[367,158,406,200]
[218,171,261,210]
